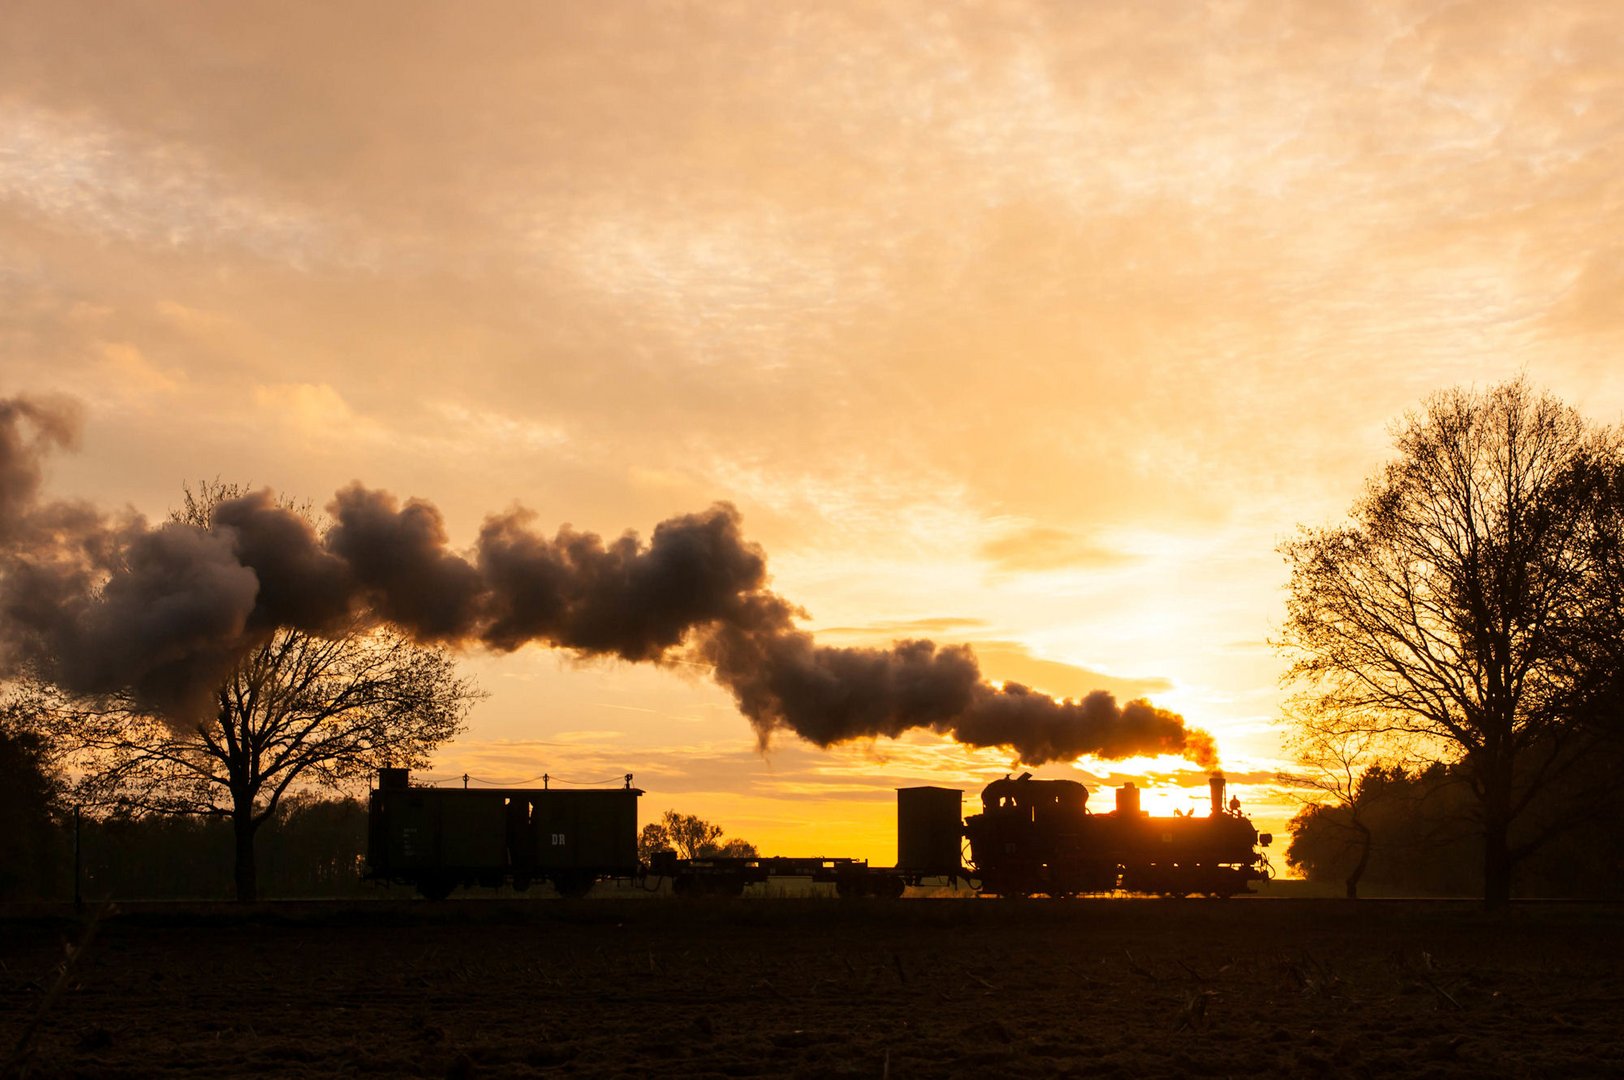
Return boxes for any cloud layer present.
[4,1,1621,801]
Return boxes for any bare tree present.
[1278,379,1622,906]
[44,483,478,901]
[1278,710,1405,899]
[1561,453,1624,728]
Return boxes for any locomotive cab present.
[980,772,1089,818]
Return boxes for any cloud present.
[0,103,337,263]
[1548,247,1624,338]
[814,617,990,638]
[96,343,184,400]
[252,382,383,445]
[7,2,1620,535]
[794,617,1181,703]
[978,525,1139,574]
[970,642,1174,703]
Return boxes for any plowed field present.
[4,898,1622,1078]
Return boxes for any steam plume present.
[0,395,1218,767]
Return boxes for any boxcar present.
[366,769,643,899]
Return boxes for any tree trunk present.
[232,808,259,903]
[1481,743,1515,908]
[1345,822,1372,900]
[1483,820,1513,908]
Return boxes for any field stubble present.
[3,898,1622,1078]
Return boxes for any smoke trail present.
[0,394,1219,766]
[0,395,83,541]
[701,611,1219,767]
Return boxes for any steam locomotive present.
[962,772,1272,898]
[365,768,1271,899]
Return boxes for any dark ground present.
[4,897,1622,1078]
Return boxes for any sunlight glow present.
[8,0,1622,878]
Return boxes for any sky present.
[4,0,1623,864]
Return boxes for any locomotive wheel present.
[977,872,1034,899]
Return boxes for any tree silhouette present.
[638,810,756,862]
[1278,709,1411,899]
[39,483,478,901]
[0,685,64,899]
[1279,379,1623,906]
[1285,762,1480,895]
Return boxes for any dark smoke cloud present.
[210,489,355,633]
[701,613,1218,767]
[0,394,1218,766]
[63,525,260,714]
[325,484,485,640]
[473,503,773,659]
[0,395,82,543]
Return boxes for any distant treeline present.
[1287,761,1624,900]
[1,796,400,903]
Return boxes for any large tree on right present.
[1279,378,1623,905]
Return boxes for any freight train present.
[364,768,1271,899]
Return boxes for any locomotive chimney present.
[1209,774,1226,816]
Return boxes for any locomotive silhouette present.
[963,772,1271,898]
[367,768,1271,899]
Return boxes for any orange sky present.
[5,1,1624,863]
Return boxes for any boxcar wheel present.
[712,875,746,898]
[417,876,456,901]
[551,872,596,899]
